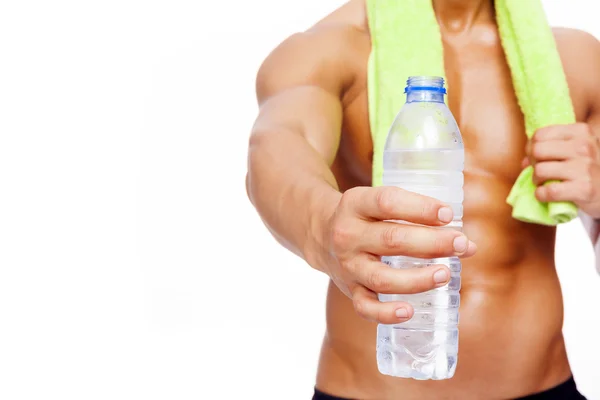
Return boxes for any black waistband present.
[515,377,586,400]
[313,376,586,400]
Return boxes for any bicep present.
[252,28,352,164]
[253,86,342,164]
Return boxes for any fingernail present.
[396,308,409,319]
[433,269,449,284]
[453,235,468,253]
[437,207,453,223]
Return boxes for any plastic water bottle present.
[376,76,464,380]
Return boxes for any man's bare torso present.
[313,2,593,399]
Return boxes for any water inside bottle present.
[377,148,463,380]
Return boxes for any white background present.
[0,1,598,399]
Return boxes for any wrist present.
[303,188,342,275]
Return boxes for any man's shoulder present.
[553,27,600,52]
[302,0,370,57]
[312,0,368,31]
[552,27,600,73]
[552,27,600,113]
[256,1,370,104]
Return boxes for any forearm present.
[246,129,341,272]
[248,25,350,271]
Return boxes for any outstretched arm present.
[246,23,357,271]
[245,5,476,324]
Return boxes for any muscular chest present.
[443,33,527,184]
[334,30,584,189]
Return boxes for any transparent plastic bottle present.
[376,76,464,380]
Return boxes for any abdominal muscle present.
[315,166,572,400]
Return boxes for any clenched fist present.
[525,123,600,218]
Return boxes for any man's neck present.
[432,0,495,33]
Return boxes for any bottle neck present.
[406,90,445,103]
[404,76,447,103]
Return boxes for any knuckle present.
[578,141,594,157]
[548,184,561,198]
[532,165,543,182]
[431,231,451,257]
[582,181,594,201]
[420,200,438,221]
[531,143,544,160]
[339,188,358,209]
[353,297,367,318]
[588,137,598,155]
[583,158,594,174]
[535,186,546,201]
[382,226,405,249]
[580,123,593,137]
[341,258,358,275]
[331,221,353,250]
[546,183,562,201]
[375,188,396,215]
[346,186,364,198]
[367,269,391,292]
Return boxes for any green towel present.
[366,0,578,226]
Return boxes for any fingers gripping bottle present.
[376,76,464,380]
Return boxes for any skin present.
[246,0,600,398]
